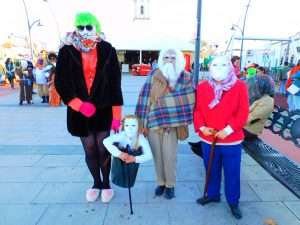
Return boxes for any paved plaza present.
[0,74,299,225]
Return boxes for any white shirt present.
[103,131,153,164]
[34,66,51,84]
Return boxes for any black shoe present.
[229,205,242,219]
[164,187,175,199]
[155,185,165,196]
[19,101,23,105]
[196,196,220,205]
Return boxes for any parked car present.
[131,64,151,76]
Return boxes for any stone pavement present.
[0,74,299,225]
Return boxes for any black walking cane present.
[203,136,218,198]
[121,148,134,215]
[125,163,134,215]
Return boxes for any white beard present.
[160,63,180,88]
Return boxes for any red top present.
[67,48,122,120]
[81,48,97,94]
[286,65,300,89]
[193,80,249,144]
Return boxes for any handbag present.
[176,125,189,140]
[111,143,143,188]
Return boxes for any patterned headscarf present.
[60,12,101,52]
[208,59,237,109]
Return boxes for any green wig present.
[74,12,101,34]
[247,67,257,78]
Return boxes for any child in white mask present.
[103,115,153,164]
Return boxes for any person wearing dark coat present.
[55,12,123,203]
[19,64,34,105]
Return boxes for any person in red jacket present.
[193,56,249,219]
[55,12,123,203]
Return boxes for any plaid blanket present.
[135,69,195,129]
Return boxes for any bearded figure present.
[135,48,195,199]
[55,12,123,203]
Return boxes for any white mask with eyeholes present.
[123,118,139,139]
[209,57,232,81]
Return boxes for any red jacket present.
[193,80,249,144]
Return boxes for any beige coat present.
[244,95,274,135]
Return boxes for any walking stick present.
[203,136,218,197]
[125,164,134,215]
[121,148,134,215]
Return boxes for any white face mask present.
[76,24,97,40]
[124,118,139,139]
[209,57,232,81]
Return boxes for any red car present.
[131,64,151,76]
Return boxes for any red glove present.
[79,102,96,118]
[111,119,121,133]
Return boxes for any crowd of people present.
[1,52,61,106]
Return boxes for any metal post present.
[193,0,202,88]
[240,0,251,69]
[22,0,33,60]
[139,50,142,64]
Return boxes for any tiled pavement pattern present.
[0,74,299,225]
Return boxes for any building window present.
[134,0,150,20]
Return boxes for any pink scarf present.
[208,68,237,109]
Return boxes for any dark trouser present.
[243,129,258,141]
[8,77,14,88]
[202,142,241,205]
[80,131,111,189]
[19,82,32,102]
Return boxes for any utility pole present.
[240,0,251,69]
[193,0,202,88]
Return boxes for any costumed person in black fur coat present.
[55,12,123,203]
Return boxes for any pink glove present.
[79,102,96,118]
[111,119,121,133]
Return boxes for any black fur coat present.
[55,41,123,137]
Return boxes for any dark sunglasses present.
[163,56,176,60]
[76,25,93,31]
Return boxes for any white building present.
[99,0,196,71]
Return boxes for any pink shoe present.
[101,189,114,203]
[86,188,100,202]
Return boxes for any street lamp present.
[231,24,245,69]
[231,0,251,69]
[22,0,43,60]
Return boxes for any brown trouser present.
[148,128,178,188]
[37,84,49,97]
